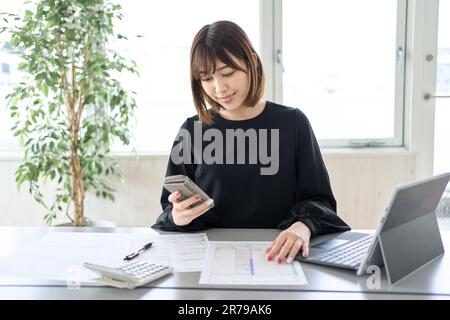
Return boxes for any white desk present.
[0,227,449,300]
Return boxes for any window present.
[1,63,10,74]
[280,0,406,147]
[111,0,260,153]
[0,0,409,153]
[434,0,450,175]
[0,0,260,154]
[0,1,24,152]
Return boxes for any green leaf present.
[10,35,20,47]
[41,84,48,97]
[48,17,58,28]
[18,62,27,71]
[16,173,27,187]
[96,162,103,174]
[29,164,38,181]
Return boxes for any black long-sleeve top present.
[152,101,350,236]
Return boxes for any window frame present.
[0,0,420,154]
[261,0,408,148]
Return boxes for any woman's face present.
[200,55,250,111]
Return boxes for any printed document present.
[138,232,208,272]
[0,232,208,285]
[199,241,308,285]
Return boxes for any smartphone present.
[163,175,214,208]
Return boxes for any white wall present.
[0,151,415,229]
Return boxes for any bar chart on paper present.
[199,241,308,285]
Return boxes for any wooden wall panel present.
[0,153,416,229]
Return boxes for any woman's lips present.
[219,92,235,103]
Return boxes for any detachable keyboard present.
[306,235,375,269]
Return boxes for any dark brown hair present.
[190,20,265,125]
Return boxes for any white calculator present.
[84,261,173,289]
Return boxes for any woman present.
[153,20,350,264]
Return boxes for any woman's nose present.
[214,78,228,95]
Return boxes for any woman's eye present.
[223,72,234,77]
[202,78,212,82]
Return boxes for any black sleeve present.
[277,110,351,236]
[152,118,216,232]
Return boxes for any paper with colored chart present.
[199,241,308,285]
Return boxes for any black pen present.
[123,242,153,261]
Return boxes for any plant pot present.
[55,217,117,227]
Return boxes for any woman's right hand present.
[169,191,214,226]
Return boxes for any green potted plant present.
[1,0,138,226]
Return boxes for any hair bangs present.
[216,48,247,73]
[192,45,218,81]
[192,44,247,80]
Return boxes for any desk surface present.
[0,226,449,300]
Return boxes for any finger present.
[301,241,309,257]
[267,235,287,261]
[179,194,203,210]
[190,199,214,219]
[168,191,181,203]
[172,198,212,226]
[286,239,303,263]
[276,238,295,264]
[265,239,277,254]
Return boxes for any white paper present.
[136,232,208,272]
[0,232,208,286]
[199,241,308,285]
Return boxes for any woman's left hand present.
[266,221,311,264]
